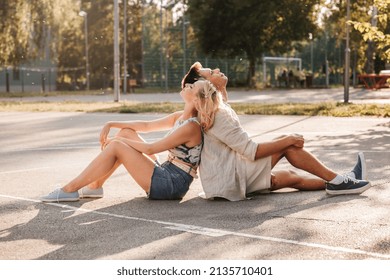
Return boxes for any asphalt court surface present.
[0,111,389,260]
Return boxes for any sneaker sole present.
[358,152,367,180]
[79,188,103,199]
[41,197,80,202]
[80,195,103,199]
[326,182,372,195]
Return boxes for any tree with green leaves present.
[349,0,390,64]
[320,0,388,75]
[0,0,83,65]
[187,0,319,87]
[1,0,48,65]
[0,0,87,89]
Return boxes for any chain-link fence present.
[0,66,57,93]
[1,38,351,93]
[142,55,250,89]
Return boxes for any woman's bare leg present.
[270,170,326,191]
[88,128,157,189]
[63,140,155,193]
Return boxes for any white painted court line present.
[5,143,99,152]
[1,194,390,259]
[0,163,88,175]
[3,138,163,153]
[0,167,52,175]
[12,146,99,152]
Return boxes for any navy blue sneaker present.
[326,176,371,195]
[345,152,367,180]
[352,152,366,180]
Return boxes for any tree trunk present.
[364,40,375,73]
[247,57,256,88]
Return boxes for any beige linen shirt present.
[199,105,271,201]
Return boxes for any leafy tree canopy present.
[187,0,319,86]
[349,0,390,63]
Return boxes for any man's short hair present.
[181,61,203,88]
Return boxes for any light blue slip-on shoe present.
[79,186,103,198]
[40,187,79,202]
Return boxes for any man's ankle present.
[328,174,344,185]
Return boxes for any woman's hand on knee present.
[100,123,112,148]
[101,137,116,150]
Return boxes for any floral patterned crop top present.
[166,117,203,167]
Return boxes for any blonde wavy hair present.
[194,80,222,131]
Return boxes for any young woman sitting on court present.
[40,80,222,202]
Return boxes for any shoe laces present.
[46,188,59,195]
[343,175,359,184]
[47,187,61,202]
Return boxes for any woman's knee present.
[116,128,137,138]
[107,139,130,152]
[106,139,139,161]
[105,139,121,152]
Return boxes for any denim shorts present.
[148,161,193,200]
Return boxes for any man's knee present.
[270,170,299,189]
[273,134,287,140]
[285,145,303,156]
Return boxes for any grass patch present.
[231,102,390,117]
[0,100,185,114]
[94,102,184,114]
[0,100,123,112]
[0,87,182,98]
[0,90,108,98]
[231,102,333,116]
[0,100,389,117]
